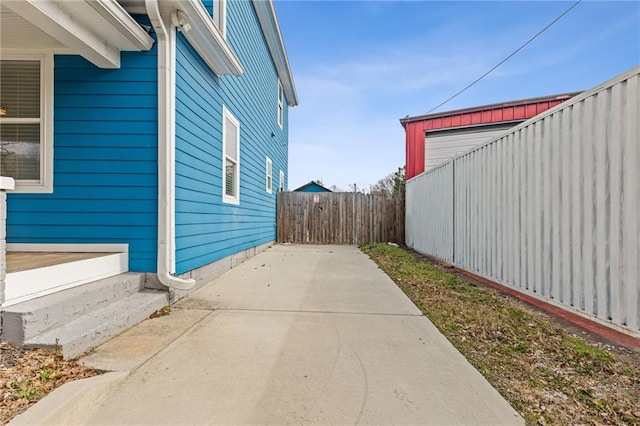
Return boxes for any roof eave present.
[2,0,154,69]
[400,91,583,125]
[252,0,298,106]
[172,0,243,76]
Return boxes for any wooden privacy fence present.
[277,192,404,245]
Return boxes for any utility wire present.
[425,0,583,114]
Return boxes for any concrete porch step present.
[25,290,170,359]
[1,273,146,343]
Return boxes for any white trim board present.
[3,252,128,307]
[0,52,54,193]
[6,244,128,253]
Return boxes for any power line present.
[425,0,583,114]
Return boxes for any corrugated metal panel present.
[425,125,513,171]
[405,122,426,180]
[406,162,453,263]
[406,66,640,335]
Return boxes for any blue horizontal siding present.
[174,0,288,273]
[55,121,156,134]
[6,31,159,272]
[201,0,213,15]
[56,95,156,109]
[54,134,157,148]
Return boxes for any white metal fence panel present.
[406,67,640,335]
[406,162,453,263]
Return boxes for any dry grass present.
[362,243,640,426]
[0,342,99,425]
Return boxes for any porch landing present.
[4,249,128,307]
[7,252,113,273]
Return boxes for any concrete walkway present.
[16,245,523,425]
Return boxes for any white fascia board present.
[2,0,153,69]
[252,0,298,106]
[90,0,154,51]
[176,0,243,76]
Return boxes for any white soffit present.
[0,5,64,49]
[1,0,153,69]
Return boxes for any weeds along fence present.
[277,191,404,245]
[406,66,639,336]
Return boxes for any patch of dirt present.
[0,342,99,425]
[362,243,640,426]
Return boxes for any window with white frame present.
[222,106,240,204]
[265,156,272,194]
[0,54,53,193]
[277,79,284,128]
[213,0,227,39]
[279,170,285,192]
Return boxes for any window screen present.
[0,60,41,180]
[222,108,239,202]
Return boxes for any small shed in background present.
[400,92,580,180]
[293,181,333,193]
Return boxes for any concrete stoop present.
[0,273,170,359]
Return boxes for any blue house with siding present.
[293,181,333,193]
[0,0,297,357]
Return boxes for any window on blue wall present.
[277,79,284,129]
[222,106,240,204]
[213,0,227,39]
[279,170,285,191]
[0,55,53,193]
[265,156,272,194]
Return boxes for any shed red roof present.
[401,92,581,180]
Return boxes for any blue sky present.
[274,0,640,191]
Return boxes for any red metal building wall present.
[404,98,569,180]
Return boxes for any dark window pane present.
[0,123,40,180]
[225,160,235,197]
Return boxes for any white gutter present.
[90,0,155,51]
[146,0,195,290]
[176,0,243,76]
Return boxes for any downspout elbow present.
[157,271,195,291]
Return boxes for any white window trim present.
[221,105,240,205]
[265,156,272,194]
[279,170,285,192]
[0,52,54,193]
[277,79,284,129]
[213,0,227,40]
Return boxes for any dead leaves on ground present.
[0,342,99,424]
